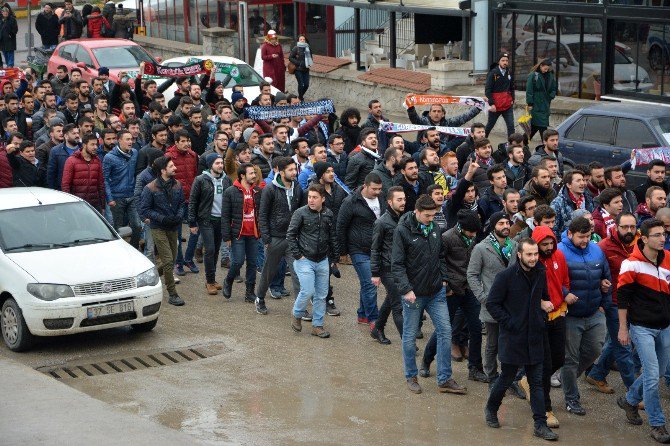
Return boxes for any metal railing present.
[335,9,388,56]
[378,12,415,56]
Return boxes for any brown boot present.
[195,247,204,263]
[437,378,467,394]
[291,316,302,332]
[451,344,463,362]
[460,345,469,359]
[206,283,218,295]
[407,377,422,394]
[213,281,223,290]
[311,326,330,338]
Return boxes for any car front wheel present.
[131,318,158,333]
[1,298,34,352]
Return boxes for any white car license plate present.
[86,301,135,319]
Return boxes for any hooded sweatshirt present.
[532,226,569,321]
[598,225,636,306]
[205,171,224,218]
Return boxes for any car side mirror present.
[76,62,89,70]
[155,57,162,63]
[117,226,133,239]
[264,76,273,83]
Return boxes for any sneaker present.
[213,281,223,290]
[550,371,561,388]
[222,279,233,299]
[370,326,391,345]
[565,399,586,416]
[585,375,615,394]
[206,283,218,295]
[235,275,243,283]
[195,247,203,263]
[651,425,670,444]
[357,317,369,325]
[468,367,490,383]
[508,381,527,400]
[168,294,185,306]
[419,361,431,378]
[617,395,643,425]
[269,288,284,300]
[174,265,186,276]
[255,298,268,315]
[220,258,230,268]
[546,411,559,429]
[291,316,302,333]
[301,310,312,321]
[518,376,530,401]
[174,276,181,284]
[278,288,291,297]
[311,326,330,338]
[407,377,422,394]
[437,378,467,394]
[484,407,500,428]
[184,261,199,273]
[326,301,341,316]
[533,424,559,441]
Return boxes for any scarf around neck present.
[298,41,313,68]
[457,223,475,247]
[488,232,513,265]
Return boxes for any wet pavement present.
[1,262,667,445]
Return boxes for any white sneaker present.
[550,370,561,388]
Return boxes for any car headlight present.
[27,283,74,301]
[136,267,159,288]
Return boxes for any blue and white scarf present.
[246,100,334,121]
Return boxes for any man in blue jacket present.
[103,129,142,249]
[558,216,611,416]
[46,123,79,190]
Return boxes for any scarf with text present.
[379,120,470,138]
[631,147,670,169]
[246,99,334,121]
[187,58,243,83]
[404,94,488,111]
[142,59,213,78]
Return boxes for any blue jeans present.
[587,305,636,389]
[176,204,198,266]
[294,70,310,100]
[625,324,670,427]
[142,223,155,262]
[402,287,452,384]
[226,236,258,285]
[351,253,378,322]
[562,312,607,403]
[293,258,329,327]
[257,239,265,270]
[2,51,14,67]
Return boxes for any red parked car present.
[47,38,160,86]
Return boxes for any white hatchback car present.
[0,188,163,351]
[158,55,280,106]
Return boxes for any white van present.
[0,188,163,351]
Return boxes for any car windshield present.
[651,117,670,146]
[91,46,154,68]
[568,42,629,64]
[0,202,117,253]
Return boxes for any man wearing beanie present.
[422,208,488,384]
[188,153,232,295]
[298,143,329,191]
[231,90,247,118]
[484,53,515,137]
[316,161,348,316]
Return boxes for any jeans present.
[587,305,636,389]
[257,239,265,270]
[293,258,329,327]
[488,362,547,428]
[256,237,300,299]
[104,203,114,225]
[200,220,222,283]
[110,196,142,249]
[151,229,178,295]
[625,324,670,427]
[403,287,452,384]
[227,236,258,285]
[561,312,607,403]
[271,258,287,292]
[484,322,499,378]
[426,291,482,369]
[176,223,199,266]
[351,253,379,322]
[377,270,403,336]
[294,70,310,101]
[142,223,155,262]
[2,51,14,67]
[543,316,566,412]
[485,106,515,137]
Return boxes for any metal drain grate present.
[37,345,222,379]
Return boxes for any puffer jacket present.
[287,205,339,262]
[344,147,380,190]
[370,209,402,276]
[61,150,105,210]
[550,186,595,237]
[85,12,110,38]
[139,177,185,231]
[102,146,138,201]
[337,187,386,256]
[558,230,612,318]
[0,148,12,188]
[165,145,198,200]
[134,166,155,200]
[47,143,80,190]
[391,211,447,297]
[258,176,303,244]
[189,171,233,228]
[442,225,476,295]
[221,179,260,241]
[467,236,518,323]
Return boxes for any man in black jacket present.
[35,4,59,49]
[337,172,385,326]
[221,162,261,301]
[255,156,304,315]
[393,194,466,395]
[288,184,339,338]
[135,124,167,176]
[345,128,380,190]
[189,153,232,295]
[484,53,515,137]
[633,159,670,205]
[370,186,405,344]
[393,157,432,212]
[484,238,558,441]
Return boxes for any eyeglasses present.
[331,142,344,146]
[647,233,666,238]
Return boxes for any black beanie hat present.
[314,161,332,181]
[489,211,510,229]
[457,209,481,233]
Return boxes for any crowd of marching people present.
[2,47,670,444]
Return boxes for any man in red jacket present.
[531,225,570,429]
[61,133,105,211]
[585,212,637,393]
[166,129,200,276]
[0,143,12,188]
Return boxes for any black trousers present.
[488,361,548,428]
[543,316,566,411]
[376,271,403,336]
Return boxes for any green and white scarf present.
[488,232,513,265]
